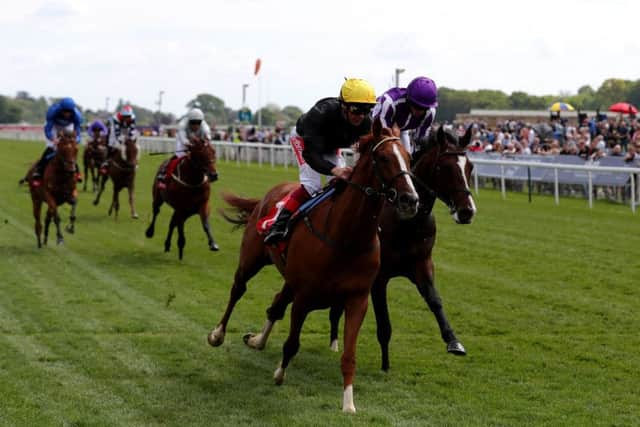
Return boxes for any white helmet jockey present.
[176,108,211,157]
[187,108,205,122]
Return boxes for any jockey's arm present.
[73,109,83,143]
[301,135,335,176]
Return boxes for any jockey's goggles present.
[347,104,373,116]
[188,119,202,125]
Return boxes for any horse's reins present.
[347,136,414,204]
[170,149,212,188]
[302,135,409,251]
[411,143,472,214]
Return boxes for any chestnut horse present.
[93,137,139,219]
[83,133,107,192]
[145,137,219,260]
[208,122,419,412]
[328,125,477,371]
[27,129,79,247]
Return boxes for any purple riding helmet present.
[406,77,438,108]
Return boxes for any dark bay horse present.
[208,122,419,412]
[328,125,477,371]
[27,129,79,247]
[83,133,107,192]
[145,137,219,260]
[93,137,139,219]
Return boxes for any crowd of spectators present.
[458,114,640,163]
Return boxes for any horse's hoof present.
[56,238,64,245]
[243,333,265,350]
[145,228,154,238]
[132,213,139,219]
[207,326,225,347]
[447,341,466,356]
[274,365,285,385]
[329,339,339,352]
[209,242,219,251]
[65,225,74,234]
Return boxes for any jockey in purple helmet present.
[371,76,438,154]
[31,97,83,185]
[87,119,108,141]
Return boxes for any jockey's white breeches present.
[290,131,345,195]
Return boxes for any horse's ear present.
[459,125,473,149]
[437,125,447,150]
[372,117,382,139]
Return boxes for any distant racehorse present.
[27,129,79,247]
[93,137,139,219]
[329,125,477,371]
[208,122,419,412]
[145,137,219,260]
[83,134,108,192]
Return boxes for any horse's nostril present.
[399,193,419,208]
[458,208,474,222]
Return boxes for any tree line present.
[3,78,640,126]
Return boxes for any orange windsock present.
[254,58,261,76]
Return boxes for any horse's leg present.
[108,185,120,219]
[208,240,270,347]
[341,294,369,413]
[51,206,63,245]
[199,201,219,251]
[329,303,344,352]
[244,283,294,350]
[93,174,107,206]
[128,181,138,219]
[145,188,163,238]
[273,294,309,387]
[33,199,43,248]
[177,217,186,260]
[83,161,88,192]
[65,197,77,234]
[164,211,178,253]
[414,257,466,356]
[371,275,393,371]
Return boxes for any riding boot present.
[100,146,114,172]
[75,163,82,183]
[263,209,294,245]
[263,185,310,245]
[32,147,56,182]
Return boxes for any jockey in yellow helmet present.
[261,78,377,244]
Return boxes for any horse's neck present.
[326,161,383,248]
[176,157,203,184]
[47,156,74,188]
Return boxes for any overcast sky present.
[2,0,639,116]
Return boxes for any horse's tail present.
[218,191,260,228]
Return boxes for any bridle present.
[56,139,77,174]
[347,136,414,204]
[411,142,472,214]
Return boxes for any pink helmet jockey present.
[117,105,135,122]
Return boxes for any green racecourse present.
[0,138,638,427]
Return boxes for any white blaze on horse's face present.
[452,155,477,223]
[392,143,418,197]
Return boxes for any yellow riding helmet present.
[339,78,376,104]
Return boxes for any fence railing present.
[6,134,637,212]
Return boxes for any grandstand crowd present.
[460,114,640,163]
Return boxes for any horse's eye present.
[377,155,390,164]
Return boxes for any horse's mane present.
[413,125,468,165]
[357,125,399,155]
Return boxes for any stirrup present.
[264,228,286,245]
